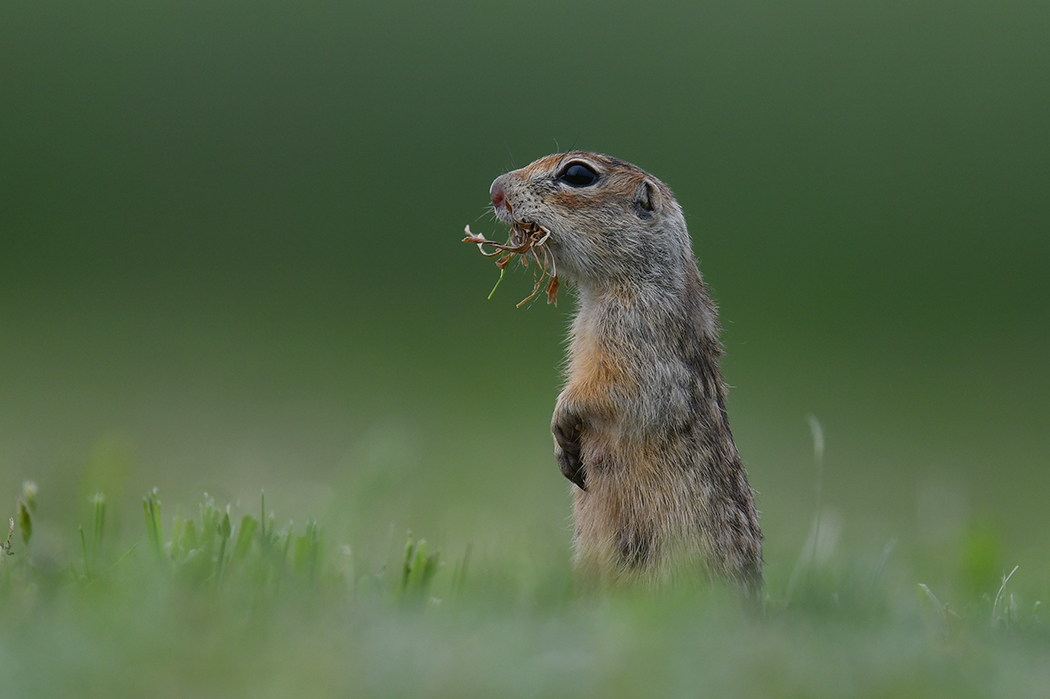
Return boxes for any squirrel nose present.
[490,180,507,211]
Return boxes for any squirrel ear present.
[632,179,661,219]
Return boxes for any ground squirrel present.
[488,151,762,593]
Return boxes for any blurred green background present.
[1,0,1048,585]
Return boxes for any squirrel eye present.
[558,162,599,187]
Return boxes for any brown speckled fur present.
[490,152,762,595]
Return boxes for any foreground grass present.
[1,482,1048,698]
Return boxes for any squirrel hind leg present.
[616,525,654,569]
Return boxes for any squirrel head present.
[490,152,693,292]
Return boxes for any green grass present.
[2,479,1049,699]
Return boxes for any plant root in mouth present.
[463,221,560,306]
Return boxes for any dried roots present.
[463,221,560,306]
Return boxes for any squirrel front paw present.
[552,411,586,491]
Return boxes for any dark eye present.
[558,162,599,187]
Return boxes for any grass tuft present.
[2,481,1049,698]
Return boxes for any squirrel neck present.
[572,262,719,349]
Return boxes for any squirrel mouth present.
[462,220,560,306]
[507,219,550,249]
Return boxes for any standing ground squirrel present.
[488,152,762,594]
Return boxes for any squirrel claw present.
[556,446,587,491]
[553,418,586,490]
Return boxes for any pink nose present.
[490,181,506,210]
